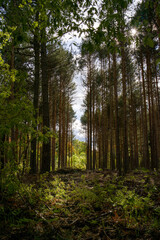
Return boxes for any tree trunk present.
[52,92,56,171]
[109,55,115,170]
[41,27,50,172]
[65,98,69,167]
[61,90,66,168]
[146,50,158,169]
[121,41,128,174]
[89,55,92,170]
[30,11,40,173]
[58,78,62,168]
[140,53,150,168]
[113,52,121,174]
[93,76,96,170]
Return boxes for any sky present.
[72,72,86,141]
[62,34,86,141]
[62,0,142,142]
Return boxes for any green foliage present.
[68,174,156,227]
[72,185,98,204]
[72,140,86,169]
[143,35,154,48]
[0,30,35,169]
[73,139,86,154]
[0,66,33,133]
[72,154,86,169]
[113,187,153,219]
[0,162,21,197]
[0,171,159,239]
[36,174,68,204]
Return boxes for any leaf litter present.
[0,169,160,240]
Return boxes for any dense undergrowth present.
[0,168,160,240]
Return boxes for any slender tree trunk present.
[134,109,139,168]
[109,55,115,170]
[10,41,16,160]
[101,61,107,170]
[146,50,158,169]
[61,91,66,168]
[37,139,40,172]
[87,106,90,169]
[93,77,96,170]
[121,41,128,174]
[89,55,92,170]
[86,54,92,170]
[0,135,5,170]
[58,78,62,168]
[154,57,160,169]
[30,11,40,173]
[41,27,50,172]
[139,77,143,166]
[52,92,56,171]
[65,98,69,167]
[113,52,121,174]
[140,53,150,168]
[71,120,73,167]
[146,51,154,169]
[98,108,102,169]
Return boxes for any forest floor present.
[0,169,160,240]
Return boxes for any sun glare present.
[131,28,137,36]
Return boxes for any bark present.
[58,78,62,168]
[129,76,139,169]
[52,92,56,171]
[113,52,121,174]
[87,104,90,169]
[146,51,154,169]
[101,61,107,170]
[121,42,128,174]
[0,135,5,170]
[71,121,73,167]
[92,76,96,170]
[41,27,51,172]
[89,55,92,170]
[86,54,92,170]
[109,55,115,170]
[65,99,69,167]
[146,50,158,169]
[154,58,160,169]
[61,90,66,168]
[140,53,150,168]
[30,11,40,173]
[98,109,102,169]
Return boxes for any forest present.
[0,0,160,239]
